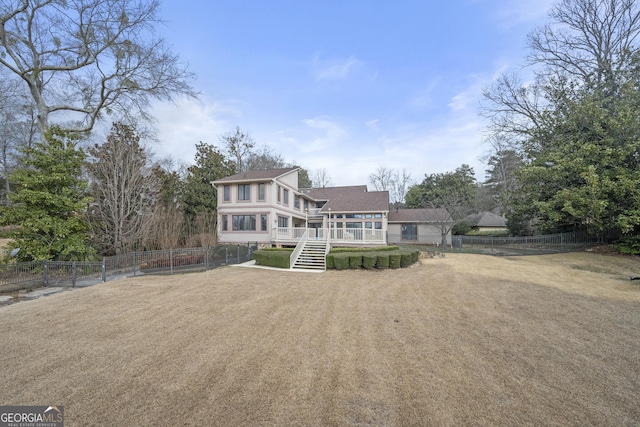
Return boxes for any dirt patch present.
[0,253,639,426]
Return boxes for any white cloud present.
[151,96,243,163]
[311,54,373,82]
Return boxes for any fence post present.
[170,248,174,275]
[133,251,136,277]
[43,261,48,287]
[72,261,77,288]
[102,257,106,282]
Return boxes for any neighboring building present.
[212,168,391,247]
[466,212,507,233]
[388,208,452,246]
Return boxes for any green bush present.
[326,254,335,269]
[376,254,389,269]
[613,236,640,255]
[253,249,291,268]
[412,250,419,263]
[333,254,350,270]
[400,252,413,268]
[349,254,362,269]
[389,253,401,269]
[362,253,377,269]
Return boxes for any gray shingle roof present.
[305,186,389,212]
[213,167,298,183]
[388,208,451,223]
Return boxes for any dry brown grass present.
[0,252,639,426]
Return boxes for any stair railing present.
[289,229,309,269]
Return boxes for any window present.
[336,222,343,228]
[346,222,362,229]
[238,184,250,201]
[365,214,372,219]
[374,213,382,218]
[258,183,266,201]
[261,214,268,231]
[223,185,230,202]
[375,222,382,229]
[283,188,289,205]
[365,222,372,229]
[346,213,362,219]
[232,215,256,231]
[304,199,309,211]
[402,224,418,241]
[278,216,288,228]
[294,195,300,209]
[277,185,281,202]
[222,215,228,231]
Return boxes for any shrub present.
[348,254,362,269]
[330,246,399,254]
[362,253,377,269]
[253,249,291,269]
[376,254,389,269]
[333,254,350,270]
[400,252,413,268]
[389,253,401,269]
[613,236,640,255]
[326,254,335,269]
[411,250,419,263]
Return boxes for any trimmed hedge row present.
[326,249,420,270]
[254,247,421,270]
[254,249,292,269]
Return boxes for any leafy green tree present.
[1,128,94,261]
[515,83,640,235]
[406,165,478,247]
[182,142,236,243]
[482,0,640,237]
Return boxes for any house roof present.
[388,208,451,223]
[466,212,507,228]
[213,167,299,183]
[305,186,389,212]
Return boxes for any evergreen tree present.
[1,128,94,261]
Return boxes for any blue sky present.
[151,0,555,186]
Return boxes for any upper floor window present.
[283,189,289,205]
[258,183,266,201]
[277,185,281,203]
[238,184,250,201]
[294,195,300,209]
[223,185,230,202]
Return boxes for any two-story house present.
[212,167,390,247]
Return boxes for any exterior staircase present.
[291,240,328,271]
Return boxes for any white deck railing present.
[289,229,308,268]
[275,227,384,244]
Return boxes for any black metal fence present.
[0,244,253,291]
[452,231,601,256]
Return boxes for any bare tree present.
[482,0,640,144]
[0,0,196,134]
[245,145,286,170]
[368,165,394,192]
[0,75,38,204]
[390,168,413,207]
[87,123,159,255]
[220,127,255,172]
[312,168,333,188]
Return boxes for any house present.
[213,167,453,254]
[212,167,390,247]
[388,208,452,246]
[466,211,507,233]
